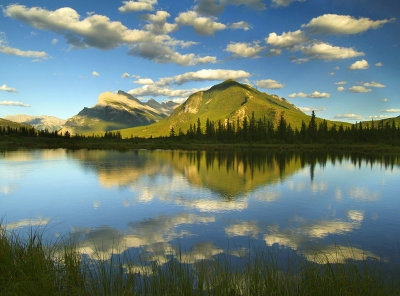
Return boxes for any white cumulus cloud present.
[295,41,364,61]
[255,79,284,89]
[128,85,201,98]
[141,11,178,34]
[266,30,307,48]
[363,81,385,88]
[4,5,215,66]
[0,38,48,59]
[375,62,383,67]
[381,109,400,113]
[334,114,364,120]
[175,11,226,35]
[134,78,154,85]
[349,86,371,93]
[335,81,347,85]
[121,72,130,78]
[337,86,345,91]
[381,98,389,102]
[229,21,251,31]
[303,14,394,35]
[348,59,369,70]
[225,41,266,58]
[118,0,157,13]
[0,100,31,107]
[288,91,330,98]
[92,71,100,77]
[0,84,18,93]
[157,69,251,86]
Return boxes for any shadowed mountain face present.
[61,91,179,135]
[4,115,65,132]
[118,80,346,138]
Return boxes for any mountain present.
[118,79,347,138]
[61,91,179,135]
[361,116,400,128]
[0,118,32,129]
[4,115,65,132]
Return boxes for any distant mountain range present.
[60,91,179,135]
[4,115,65,132]
[1,80,399,137]
[118,79,348,138]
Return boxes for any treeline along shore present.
[1,112,400,152]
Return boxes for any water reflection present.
[1,149,400,268]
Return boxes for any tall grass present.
[0,226,399,295]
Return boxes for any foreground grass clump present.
[0,226,399,295]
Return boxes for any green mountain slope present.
[361,116,400,128]
[119,80,347,138]
[0,118,32,129]
[61,91,179,135]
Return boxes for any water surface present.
[1,149,399,267]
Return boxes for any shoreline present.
[1,136,400,154]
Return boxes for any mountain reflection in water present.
[1,149,400,268]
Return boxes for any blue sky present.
[0,0,399,122]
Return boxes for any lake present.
[1,149,399,268]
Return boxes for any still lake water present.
[1,149,400,267]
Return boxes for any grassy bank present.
[2,135,400,154]
[1,226,399,295]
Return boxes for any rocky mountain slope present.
[4,115,65,132]
[61,91,179,135]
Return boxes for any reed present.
[0,226,398,295]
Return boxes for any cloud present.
[329,72,335,76]
[127,41,217,65]
[368,115,391,119]
[175,11,226,35]
[141,11,178,34]
[381,109,400,113]
[225,41,266,58]
[298,106,327,112]
[0,84,18,93]
[375,62,383,67]
[229,21,251,31]
[302,14,394,35]
[271,0,305,6]
[335,81,347,85]
[128,85,201,98]
[348,187,380,201]
[5,217,50,230]
[194,0,265,16]
[4,5,214,66]
[337,86,345,91]
[51,38,58,45]
[288,91,330,98]
[265,30,307,48]
[334,114,364,120]
[295,41,364,61]
[348,59,369,70]
[118,0,157,13]
[363,81,385,88]
[0,38,48,59]
[349,86,371,93]
[0,100,31,107]
[381,98,389,102]
[134,78,154,84]
[92,71,100,77]
[157,69,251,86]
[255,79,284,89]
[225,221,260,238]
[121,72,130,78]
